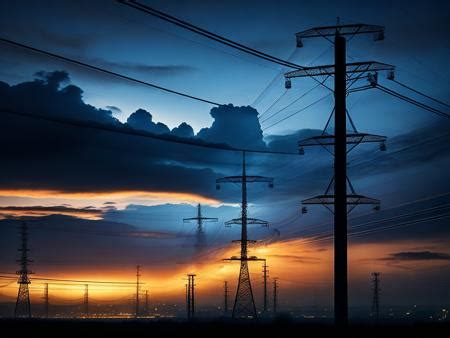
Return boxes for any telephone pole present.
[273,278,278,315]
[217,151,273,319]
[43,283,49,318]
[224,281,229,315]
[371,272,380,323]
[183,204,218,252]
[262,261,269,314]
[135,265,141,318]
[14,221,33,318]
[286,21,394,326]
[84,284,89,318]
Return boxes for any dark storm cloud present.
[380,251,450,261]
[92,59,198,77]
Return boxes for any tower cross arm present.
[297,23,384,39]
[285,61,395,78]
[183,217,218,222]
[225,217,269,226]
[216,175,274,184]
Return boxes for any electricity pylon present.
[144,290,149,316]
[285,20,394,326]
[273,278,278,315]
[183,203,218,252]
[262,260,269,314]
[371,272,380,323]
[224,281,229,315]
[216,151,273,319]
[135,265,141,318]
[84,284,89,317]
[43,283,49,318]
[14,221,33,318]
[186,274,196,320]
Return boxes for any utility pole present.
[144,290,149,316]
[183,204,218,252]
[185,283,189,319]
[371,272,380,323]
[224,281,229,315]
[187,274,196,319]
[135,265,141,318]
[43,283,49,318]
[262,261,269,314]
[84,284,89,318]
[217,151,273,319]
[273,278,278,315]
[286,21,394,326]
[14,221,33,318]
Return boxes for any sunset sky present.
[0,0,449,314]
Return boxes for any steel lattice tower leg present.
[232,260,257,318]
[14,221,32,318]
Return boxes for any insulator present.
[379,142,386,151]
[387,70,395,81]
[268,182,274,188]
[374,31,384,41]
[216,184,221,190]
[299,146,305,155]
[368,72,378,87]
[301,206,308,214]
[373,205,381,211]
[296,36,303,48]
[285,79,291,89]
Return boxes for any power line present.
[0,108,299,155]
[258,90,288,119]
[262,93,332,131]
[391,79,450,109]
[375,84,450,120]
[0,37,222,106]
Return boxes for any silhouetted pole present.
[84,284,89,317]
[44,283,49,318]
[187,274,195,319]
[185,283,189,319]
[135,265,141,318]
[224,281,229,315]
[144,290,149,316]
[334,31,348,327]
[273,278,278,314]
[371,272,380,323]
[262,261,269,313]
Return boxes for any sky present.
[0,0,449,317]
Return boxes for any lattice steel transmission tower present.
[84,284,89,317]
[135,265,141,318]
[216,151,273,319]
[371,272,380,323]
[183,203,218,252]
[224,281,229,315]
[285,20,394,326]
[43,283,49,318]
[14,221,33,318]
[144,289,149,316]
[262,260,269,314]
[273,278,278,315]
[186,274,196,320]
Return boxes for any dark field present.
[1,319,449,338]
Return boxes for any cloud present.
[0,205,103,220]
[126,108,170,134]
[380,251,450,261]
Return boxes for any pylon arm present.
[302,194,380,205]
[216,176,274,184]
[285,61,394,78]
[225,217,269,226]
[299,133,386,147]
[224,256,264,261]
[231,239,258,244]
[296,23,384,46]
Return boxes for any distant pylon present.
[14,221,33,318]
[273,278,278,315]
[84,284,89,317]
[224,281,229,315]
[135,265,141,318]
[183,203,218,252]
[43,283,49,318]
[262,261,269,314]
[187,274,196,320]
[144,290,149,316]
[217,151,274,319]
[371,272,380,323]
